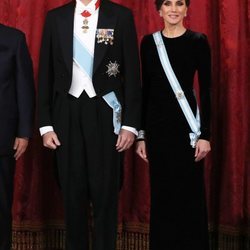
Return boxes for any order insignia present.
[96,29,114,45]
[176,90,185,99]
[106,61,120,77]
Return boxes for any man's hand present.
[195,139,211,162]
[13,138,29,160]
[116,129,135,152]
[42,131,61,150]
[135,140,148,163]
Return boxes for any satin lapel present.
[93,0,117,74]
[57,2,75,74]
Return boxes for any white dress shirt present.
[69,0,98,98]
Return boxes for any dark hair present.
[155,0,190,10]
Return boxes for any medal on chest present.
[81,0,100,33]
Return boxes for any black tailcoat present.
[38,0,141,130]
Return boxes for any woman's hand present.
[136,140,148,163]
[195,139,211,162]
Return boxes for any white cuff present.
[39,126,54,136]
[40,126,137,136]
[121,126,138,136]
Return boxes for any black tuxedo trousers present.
[54,92,121,250]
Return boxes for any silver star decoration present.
[106,61,120,77]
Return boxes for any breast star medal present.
[106,61,120,77]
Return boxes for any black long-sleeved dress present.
[140,30,211,250]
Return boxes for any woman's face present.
[159,0,188,26]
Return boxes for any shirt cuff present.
[40,126,137,136]
[121,126,138,136]
[39,126,54,136]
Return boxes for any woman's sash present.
[153,31,200,148]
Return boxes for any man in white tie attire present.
[38,0,141,249]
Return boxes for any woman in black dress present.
[136,0,211,249]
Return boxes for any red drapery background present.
[0,0,249,249]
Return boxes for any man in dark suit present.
[38,0,141,249]
[0,24,35,250]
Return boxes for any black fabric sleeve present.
[15,32,35,138]
[196,34,212,140]
[140,35,151,131]
[38,12,55,128]
[120,9,141,129]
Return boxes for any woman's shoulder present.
[186,30,210,52]
[186,30,211,57]
[186,29,208,42]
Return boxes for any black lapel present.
[57,2,75,74]
[93,0,117,74]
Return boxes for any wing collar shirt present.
[68,0,98,98]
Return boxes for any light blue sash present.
[153,31,201,148]
[73,35,93,78]
[102,92,122,135]
[73,35,121,135]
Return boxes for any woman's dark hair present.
[155,0,190,10]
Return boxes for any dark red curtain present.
[0,0,249,249]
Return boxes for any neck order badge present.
[81,0,101,33]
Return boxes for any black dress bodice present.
[141,29,211,140]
